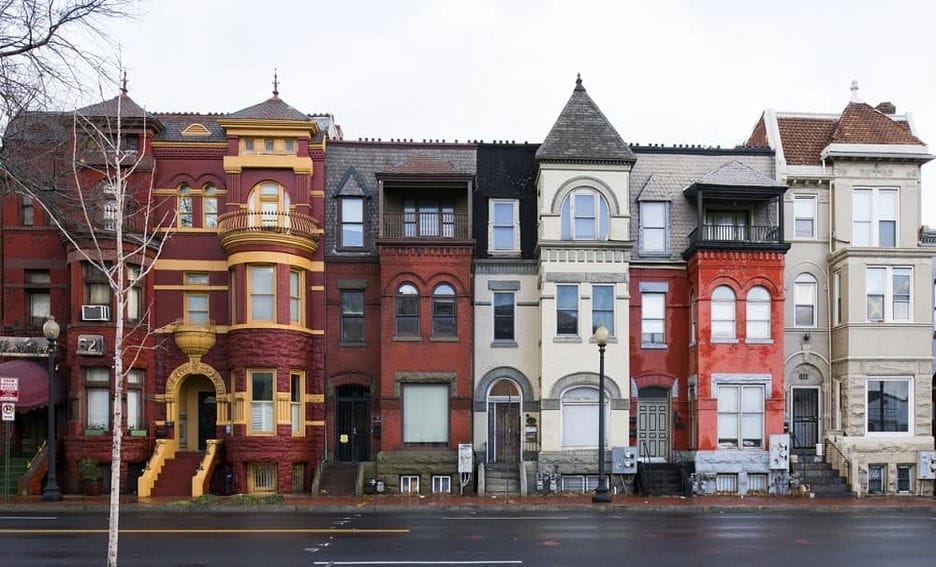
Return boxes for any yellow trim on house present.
[151,142,228,149]
[223,154,313,174]
[155,259,230,271]
[310,190,325,197]
[226,323,324,335]
[308,394,325,404]
[217,124,316,138]
[309,285,325,292]
[309,420,325,427]
[227,252,323,272]
[154,285,229,291]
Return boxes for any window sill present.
[392,336,422,342]
[641,343,668,350]
[553,335,582,344]
[430,335,459,342]
[491,340,518,348]
[745,338,774,344]
[339,341,367,348]
[711,338,738,344]
[487,249,521,256]
[588,336,619,344]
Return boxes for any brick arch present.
[195,175,225,190]
[632,373,677,394]
[740,277,782,298]
[327,372,376,397]
[703,277,743,298]
[383,273,428,296]
[427,273,469,296]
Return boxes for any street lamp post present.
[40,314,62,502]
[592,324,612,503]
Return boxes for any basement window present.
[431,475,451,494]
[400,475,420,494]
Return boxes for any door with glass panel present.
[791,387,819,450]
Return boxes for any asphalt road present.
[1,509,934,566]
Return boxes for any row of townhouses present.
[1,77,933,499]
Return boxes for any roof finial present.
[121,70,128,96]
[850,79,861,103]
[272,68,279,98]
[575,72,585,92]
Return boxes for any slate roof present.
[382,153,466,176]
[227,95,312,122]
[153,114,226,142]
[77,93,151,120]
[697,160,786,188]
[535,75,635,163]
[637,172,682,201]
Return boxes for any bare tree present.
[0,0,137,132]
[2,87,172,567]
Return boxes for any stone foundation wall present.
[376,449,460,494]
[828,435,935,496]
[693,449,786,495]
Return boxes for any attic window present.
[181,123,211,137]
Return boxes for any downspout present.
[824,158,836,431]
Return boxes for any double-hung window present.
[639,201,668,254]
[866,378,911,434]
[852,188,897,247]
[641,292,665,345]
[127,265,142,321]
[250,370,275,434]
[185,272,210,325]
[204,184,219,228]
[26,270,51,327]
[178,184,193,228]
[560,188,609,240]
[794,274,817,327]
[592,285,615,336]
[794,195,817,239]
[339,198,364,248]
[289,269,302,324]
[250,266,275,321]
[431,284,456,336]
[717,384,764,448]
[395,283,420,336]
[556,285,578,335]
[746,287,771,340]
[290,371,303,435]
[711,286,736,340]
[85,367,110,431]
[866,266,912,322]
[126,369,144,430]
[489,199,519,253]
[493,292,515,342]
[340,290,365,343]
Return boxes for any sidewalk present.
[2,492,935,513]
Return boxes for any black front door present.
[198,391,216,451]
[336,385,369,462]
[792,388,819,449]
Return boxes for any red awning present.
[0,360,66,412]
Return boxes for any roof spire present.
[272,68,279,99]
[575,72,585,92]
[121,70,128,96]
[850,79,861,103]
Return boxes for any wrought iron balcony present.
[684,223,789,257]
[216,210,320,253]
[381,212,470,240]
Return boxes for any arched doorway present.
[335,385,369,462]
[637,387,670,461]
[487,379,521,463]
[177,374,217,451]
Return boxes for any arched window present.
[560,188,609,240]
[746,286,771,340]
[178,183,193,228]
[794,274,817,327]
[395,283,419,336]
[561,386,608,447]
[203,183,219,228]
[431,283,456,336]
[711,286,736,340]
[248,182,290,228]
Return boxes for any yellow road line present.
[0,528,409,535]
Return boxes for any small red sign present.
[0,376,18,402]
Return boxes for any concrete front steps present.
[484,464,520,497]
[637,463,688,496]
[150,451,203,498]
[792,453,852,498]
[318,462,357,497]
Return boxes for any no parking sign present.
[1,402,14,422]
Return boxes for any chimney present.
[875,101,896,114]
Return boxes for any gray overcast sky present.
[104,0,936,224]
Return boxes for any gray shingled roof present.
[227,95,312,121]
[336,167,368,197]
[77,94,151,120]
[637,172,683,201]
[153,114,226,142]
[697,160,785,188]
[535,75,635,163]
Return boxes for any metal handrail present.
[216,210,320,240]
[824,438,850,482]
[381,212,470,239]
[639,440,653,464]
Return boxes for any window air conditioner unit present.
[82,305,111,322]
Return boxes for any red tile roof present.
[746,114,769,148]
[777,117,838,165]
[831,102,923,145]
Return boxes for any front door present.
[637,387,670,461]
[487,379,521,463]
[336,385,369,462]
[197,392,216,451]
[792,387,819,450]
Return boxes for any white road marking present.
[313,562,522,566]
[441,516,570,521]
[0,516,57,520]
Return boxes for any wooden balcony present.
[216,210,320,253]
[380,212,470,240]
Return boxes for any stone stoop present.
[319,462,357,497]
[484,464,520,497]
[150,451,203,498]
[637,463,685,496]
[792,453,852,498]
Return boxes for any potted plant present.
[84,422,106,436]
[78,458,103,495]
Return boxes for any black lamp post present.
[40,314,62,502]
[592,323,612,503]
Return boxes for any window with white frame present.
[560,188,610,240]
[85,367,110,431]
[250,370,275,434]
[866,266,912,322]
[866,377,911,434]
[641,292,665,345]
[26,269,51,326]
[400,475,420,494]
[690,291,697,344]
[639,201,668,254]
[717,384,764,448]
[395,283,419,336]
[178,184,193,228]
[432,475,452,493]
[794,195,817,239]
[794,274,817,327]
[561,386,607,448]
[746,286,771,340]
[489,199,519,253]
[84,262,111,306]
[250,266,275,321]
[402,383,448,443]
[339,197,364,248]
[493,291,515,342]
[431,284,456,336]
[290,371,303,435]
[897,465,912,493]
[289,269,302,324]
[126,369,144,430]
[204,184,219,228]
[711,286,736,340]
[127,265,142,321]
[592,285,615,336]
[852,187,897,247]
[556,284,578,335]
[184,272,209,325]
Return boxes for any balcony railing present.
[216,210,320,252]
[381,212,469,240]
[689,224,781,244]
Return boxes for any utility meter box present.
[917,451,936,480]
[769,434,790,470]
[612,446,638,474]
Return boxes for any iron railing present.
[216,210,320,241]
[381,212,469,239]
[688,224,781,244]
